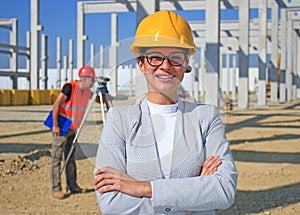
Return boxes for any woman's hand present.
[94,166,152,198]
[199,155,222,176]
[95,166,135,181]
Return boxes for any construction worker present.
[51,66,96,199]
[94,10,237,214]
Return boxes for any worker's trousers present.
[50,130,77,192]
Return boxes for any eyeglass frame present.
[139,51,188,67]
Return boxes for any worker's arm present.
[52,92,68,135]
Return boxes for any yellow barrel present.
[0,89,12,106]
[30,90,52,105]
[11,90,29,105]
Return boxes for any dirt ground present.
[0,98,299,215]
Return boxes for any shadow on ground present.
[216,182,300,214]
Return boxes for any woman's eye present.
[151,56,163,61]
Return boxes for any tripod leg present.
[99,92,106,125]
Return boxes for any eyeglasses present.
[144,52,187,67]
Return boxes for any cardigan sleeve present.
[94,107,155,215]
[151,105,238,213]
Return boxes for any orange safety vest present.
[59,80,92,130]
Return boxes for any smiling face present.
[137,47,189,104]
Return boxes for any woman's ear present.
[137,58,146,74]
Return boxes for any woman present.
[94,10,237,214]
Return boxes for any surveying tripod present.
[60,77,110,178]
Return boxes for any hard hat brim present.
[130,36,197,56]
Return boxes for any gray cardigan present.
[95,98,238,215]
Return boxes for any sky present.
[0,0,274,70]
[0,0,137,68]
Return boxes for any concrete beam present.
[0,18,16,25]
[0,71,30,77]
[160,0,298,10]
[83,0,137,13]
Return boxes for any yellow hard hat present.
[130,10,197,56]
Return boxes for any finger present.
[206,159,222,171]
[203,155,220,167]
[96,184,114,193]
[213,160,222,168]
[95,168,107,175]
[100,166,121,176]
[200,158,222,176]
[95,178,116,191]
[95,166,113,175]
[202,156,213,166]
[94,173,114,185]
[206,167,218,175]
[206,160,222,175]
[201,156,218,172]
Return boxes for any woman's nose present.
[160,57,172,70]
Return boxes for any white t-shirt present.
[147,100,178,179]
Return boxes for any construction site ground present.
[0,98,299,215]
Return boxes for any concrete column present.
[63,55,68,82]
[69,39,74,81]
[26,31,31,85]
[136,0,159,24]
[109,13,118,97]
[30,0,43,89]
[189,57,195,99]
[238,0,250,109]
[77,2,85,69]
[56,37,62,89]
[205,0,220,106]
[286,16,293,101]
[200,46,205,96]
[270,0,279,102]
[258,0,267,106]
[232,54,237,101]
[135,0,159,99]
[193,62,200,103]
[40,34,48,89]
[297,33,300,98]
[10,18,18,89]
[100,45,104,77]
[226,53,230,96]
[219,52,223,99]
[280,9,287,103]
[90,43,95,67]
[129,64,133,97]
[292,29,297,100]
